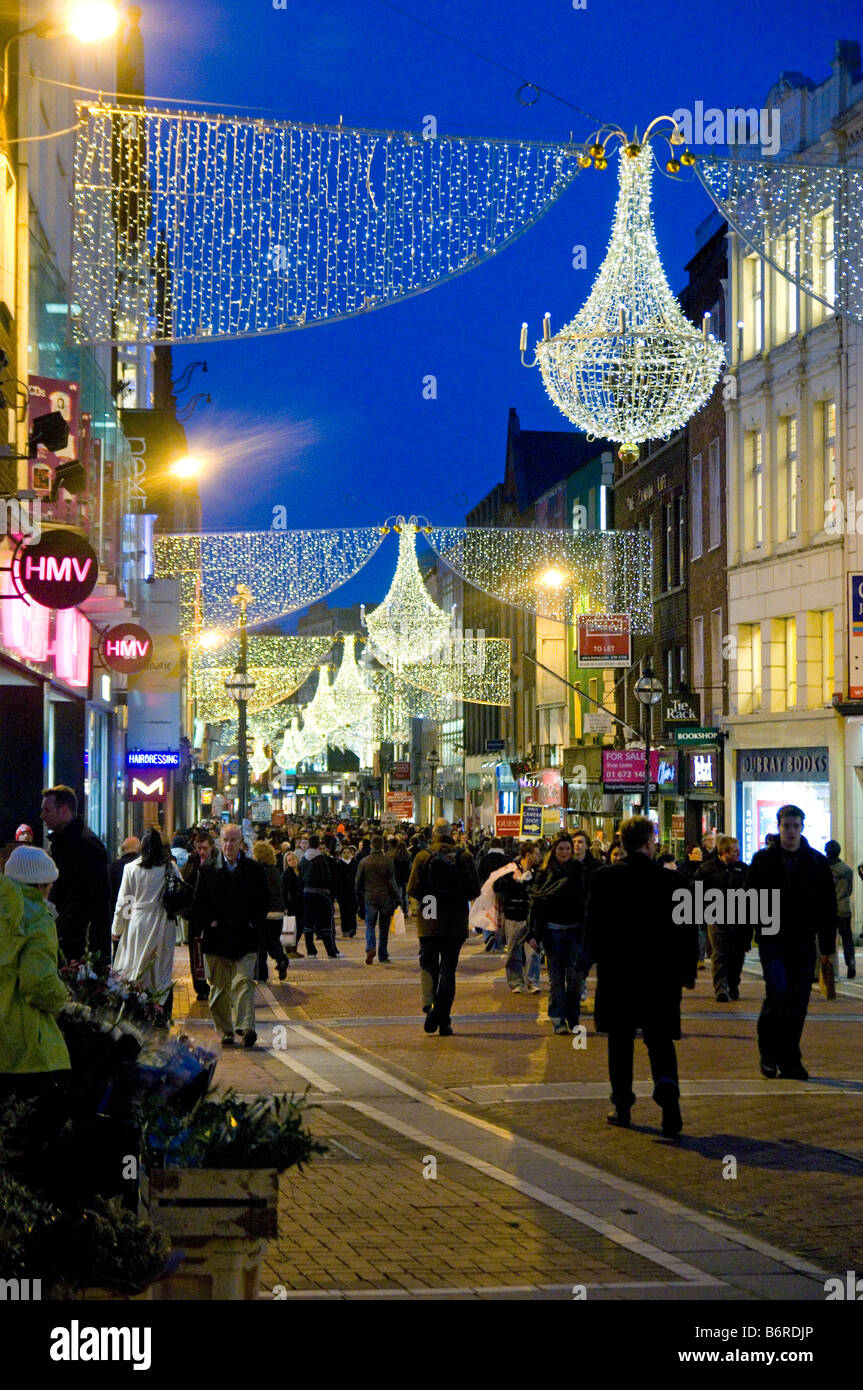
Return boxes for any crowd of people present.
[0,788,855,1138]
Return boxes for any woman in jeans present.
[527,834,590,1034]
[494,840,541,993]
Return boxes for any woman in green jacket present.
[0,846,70,1101]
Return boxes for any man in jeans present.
[356,835,400,964]
[586,817,698,1135]
[408,818,480,1036]
[193,823,268,1047]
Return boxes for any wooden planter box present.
[141,1168,278,1301]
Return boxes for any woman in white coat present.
[111,828,178,1018]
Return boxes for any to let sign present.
[577,614,631,668]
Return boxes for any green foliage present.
[138,1088,327,1173]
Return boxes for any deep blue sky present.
[141,0,857,605]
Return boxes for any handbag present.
[162,863,195,921]
[819,957,836,1000]
[280,914,298,950]
[391,905,406,937]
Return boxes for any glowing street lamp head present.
[197,629,224,650]
[539,567,567,589]
[171,455,203,479]
[65,2,120,42]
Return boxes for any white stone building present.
[725,41,863,893]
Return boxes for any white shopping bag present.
[391,906,406,937]
[280,914,297,950]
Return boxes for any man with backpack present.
[408,817,480,1036]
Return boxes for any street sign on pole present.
[486,739,505,752]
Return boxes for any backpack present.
[425,849,466,912]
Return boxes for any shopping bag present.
[819,957,836,1000]
[191,933,206,984]
[392,906,406,937]
[280,914,298,950]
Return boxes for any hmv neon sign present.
[17,532,98,609]
[99,623,153,674]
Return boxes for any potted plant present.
[138,1089,326,1300]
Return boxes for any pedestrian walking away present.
[408,817,480,1036]
[192,823,269,1047]
[356,835,400,963]
[111,828,179,1021]
[745,805,837,1081]
[299,835,340,957]
[693,835,750,1001]
[586,816,698,1136]
[252,840,291,981]
[826,840,856,979]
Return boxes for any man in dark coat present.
[477,837,509,887]
[192,823,269,1046]
[693,835,750,1002]
[408,818,480,1036]
[745,805,837,1080]
[586,816,698,1136]
[183,830,220,1000]
[41,784,110,963]
[356,836,400,964]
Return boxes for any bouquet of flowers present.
[59,954,169,1029]
[138,1087,327,1173]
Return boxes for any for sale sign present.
[577,614,631,668]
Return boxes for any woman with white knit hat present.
[0,845,70,1101]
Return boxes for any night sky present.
[141,0,860,605]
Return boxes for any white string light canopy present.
[521,124,724,464]
[72,104,580,344]
[155,528,387,634]
[696,155,863,324]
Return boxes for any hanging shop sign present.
[664,693,701,728]
[576,614,631,668]
[127,749,180,768]
[128,774,166,801]
[391,760,411,781]
[674,726,720,746]
[850,574,863,700]
[686,750,719,792]
[15,531,98,609]
[495,813,522,838]
[99,623,153,673]
[55,607,90,687]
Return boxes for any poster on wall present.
[849,574,863,700]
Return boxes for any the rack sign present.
[576,614,631,668]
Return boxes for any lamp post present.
[633,663,663,820]
[226,584,255,823]
[427,746,440,825]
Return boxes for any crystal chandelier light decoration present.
[363,519,453,668]
[250,737,272,779]
[521,121,724,464]
[329,634,377,728]
[274,720,300,771]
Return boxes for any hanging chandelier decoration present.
[363,519,454,667]
[329,633,377,728]
[520,120,724,464]
[250,737,272,779]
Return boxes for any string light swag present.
[521,129,724,463]
[73,104,580,345]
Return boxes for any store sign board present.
[127,749,180,768]
[850,574,863,700]
[385,793,414,820]
[16,531,98,609]
[664,693,701,727]
[687,750,719,792]
[391,761,411,781]
[577,614,631,668]
[100,623,153,674]
[520,804,543,835]
[495,813,521,838]
[128,774,166,801]
[736,747,829,782]
[675,726,720,746]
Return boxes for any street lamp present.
[2,3,120,111]
[226,584,255,822]
[170,455,204,479]
[633,663,663,819]
[427,747,440,824]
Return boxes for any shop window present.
[691,454,702,560]
[737,624,762,714]
[708,438,721,550]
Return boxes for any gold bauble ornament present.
[666,158,681,173]
[680,150,696,166]
[618,442,640,465]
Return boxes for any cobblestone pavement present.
[171,924,863,1299]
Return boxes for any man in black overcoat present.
[586,816,698,1136]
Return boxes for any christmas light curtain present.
[697,155,863,324]
[72,104,580,344]
[154,528,386,633]
[425,526,653,630]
